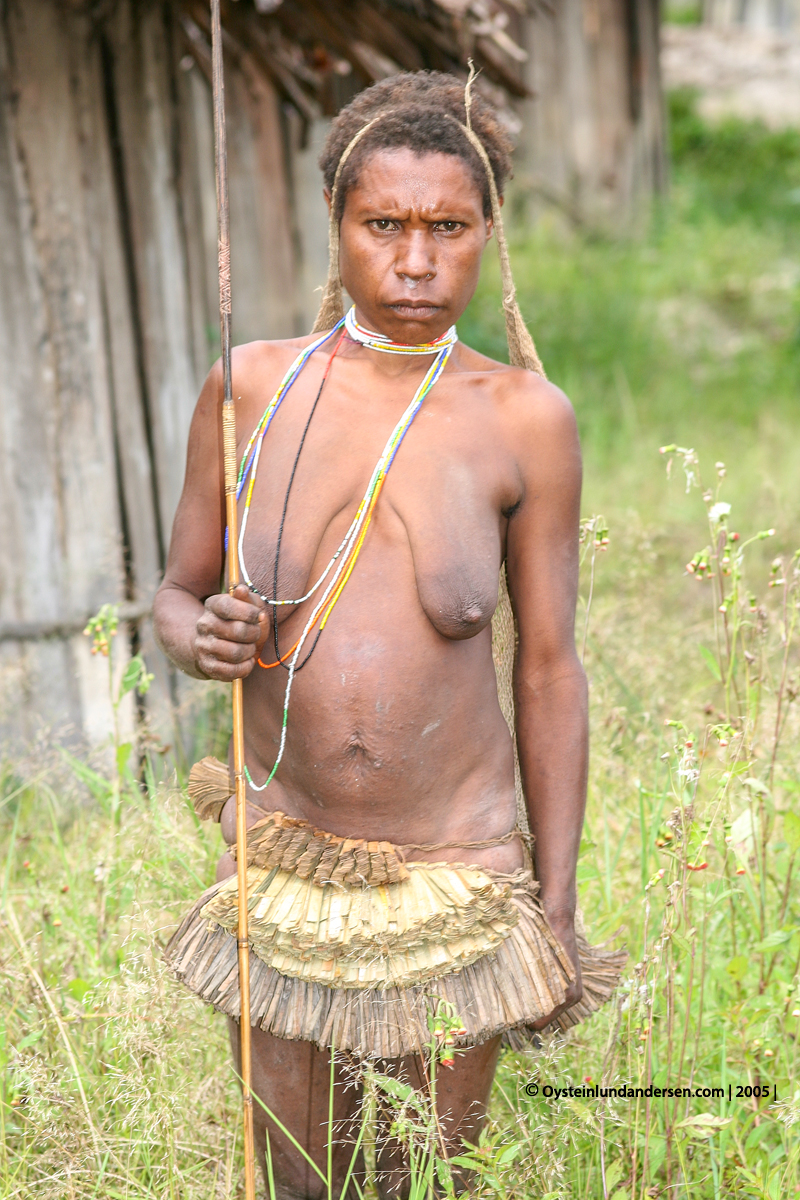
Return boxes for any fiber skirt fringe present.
[165,868,625,1059]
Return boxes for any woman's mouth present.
[387,301,441,318]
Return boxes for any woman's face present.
[334,147,493,343]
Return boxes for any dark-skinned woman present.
[155,71,624,1200]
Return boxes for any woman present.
[155,72,622,1197]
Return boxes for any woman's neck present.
[340,304,460,374]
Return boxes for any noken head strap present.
[311,67,545,380]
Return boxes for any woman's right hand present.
[193,583,268,680]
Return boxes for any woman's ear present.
[323,188,332,213]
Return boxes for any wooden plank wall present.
[703,0,800,30]
[0,0,310,753]
[517,0,666,232]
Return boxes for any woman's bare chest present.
[236,373,514,638]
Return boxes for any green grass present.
[464,92,800,537]
[2,99,800,1197]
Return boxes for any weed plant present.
[1,102,799,1198]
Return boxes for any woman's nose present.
[395,232,436,285]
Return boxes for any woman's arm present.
[153,359,267,680]
[504,374,587,1023]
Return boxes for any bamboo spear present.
[210,3,257,1196]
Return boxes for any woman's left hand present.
[531,909,583,1030]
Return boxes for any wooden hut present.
[0,0,531,750]
[0,0,666,751]
[517,0,666,231]
[702,0,800,30]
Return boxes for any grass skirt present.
[164,777,625,1057]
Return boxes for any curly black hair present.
[319,72,514,220]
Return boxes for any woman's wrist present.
[539,890,577,924]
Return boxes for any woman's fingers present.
[197,611,262,644]
[203,589,264,635]
[198,634,259,663]
[195,649,257,681]
[194,586,269,678]
[530,975,583,1031]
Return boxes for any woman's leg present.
[374,1036,502,1200]
[228,1021,364,1200]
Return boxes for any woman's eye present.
[435,222,463,234]
[370,220,398,232]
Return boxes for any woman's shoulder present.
[230,331,326,375]
[455,342,576,435]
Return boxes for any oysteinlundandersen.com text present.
[524,1082,775,1101]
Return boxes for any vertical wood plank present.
[288,113,333,334]
[0,0,128,746]
[105,0,200,537]
[226,54,299,344]
[518,0,665,231]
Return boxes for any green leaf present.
[699,644,722,682]
[366,1070,428,1117]
[676,1112,731,1138]
[17,1029,44,1050]
[604,1160,623,1193]
[753,929,796,953]
[434,1157,454,1196]
[730,808,757,861]
[726,955,749,981]
[448,1156,477,1172]
[116,742,133,777]
[647,1134,667,1176]
[784,810,800,854]
[118,655,152,699]
[369,1073,414,1104]
[497,1144,521,1165]
[68,978,90,1002]
[59,749,113,804]
[745,1121,773,1152]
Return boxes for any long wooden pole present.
[210,4,257,1197]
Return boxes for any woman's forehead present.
[346,147,483,212]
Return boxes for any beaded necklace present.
[344,306,458,355]
[238,307,458,793]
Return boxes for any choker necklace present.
[344,307,458,355]
[235,306,455,793]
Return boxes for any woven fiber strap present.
[188,757,524,886]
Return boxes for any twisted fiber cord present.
[460,65,546,380]
[398,827,524,853]
[311,115,386,333]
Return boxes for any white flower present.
[709,502,731,523]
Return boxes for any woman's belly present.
[219,559,522,874]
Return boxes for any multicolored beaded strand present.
[344,306,458,356]
[239,307,457,792]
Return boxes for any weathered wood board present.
[518,0,666,231]
[0,0,310,752]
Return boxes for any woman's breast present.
[241,455,503,643]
